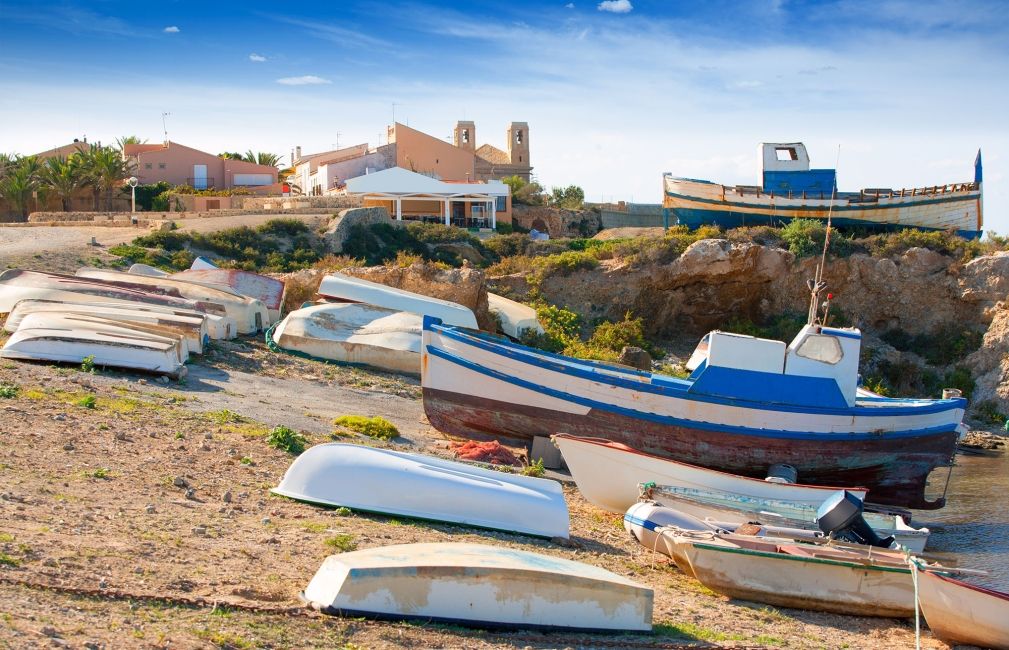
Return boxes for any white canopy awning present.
[345,166,508,198]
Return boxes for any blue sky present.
[1,0,1007,233]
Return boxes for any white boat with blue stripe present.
[421,317,966,510]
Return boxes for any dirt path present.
[0,212,331,274]
[0,346,951,650]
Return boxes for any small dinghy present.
[318,272,478,329]
[173,268,286,323]
[913,562,1009,649]
[4,299,209,354]
[670,530,916,617]
[644,484,929,552]
[303,542,653,631]
[272,443,569,539]
[1,312,188,378]
[0,269,236,339]
[553,433,868,514]
[75,268,269,334]
[487,292,543,339]
[270,303,422,375]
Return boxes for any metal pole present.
[131,186,136,213]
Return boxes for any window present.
[795,335,843,364]
[144,162,153,170]
[775,147,797,161]
[515,130,523,145]
[461,129,469,144]
[158,162,167,169]
[495,196,506,211]
[519,155,522,162]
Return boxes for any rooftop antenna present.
[335,131,341,150]
[807,144,841,326]
[392,102,401,124]
[161,112,171,143]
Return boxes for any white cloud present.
[276,75,332,86]
[249,53,267,62]
[163,26,180,33]
[565,2,575,7]
[597,0,632,13]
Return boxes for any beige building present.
[124,141,278,190]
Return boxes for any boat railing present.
[737,182,979,202]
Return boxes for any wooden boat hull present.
[488,292,543,339]
[676,539,915,617]
[0,269,235,339]
[423,321,961,509]
[272,443,569,538]
[75,268,269,334]
[1,313,187,378]
[553,433,868,514]
[303,543,652,631]
[319,272,478,329]
[664,175,982,239]
[915,564,1009,649]
[173,268,286,323]
[270,303,421,375]
[4,299,208,354]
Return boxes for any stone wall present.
[237,195,362,211]
[511,205,601,238]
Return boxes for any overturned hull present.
[173,268,286,323]
[422,321,962,510]
[1,312,188,378]
[270,303,421,375]
[272,443,569,539]
[319,272,478,329]
[488,292,543,339]
[303,543,652,631]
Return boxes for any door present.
[451,201,465,224]
[193,164,208,190]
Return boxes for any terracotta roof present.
[124,143,166,156]
[475,144,510,165]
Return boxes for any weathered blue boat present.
[664,143,983,238]
[421,318,966,510]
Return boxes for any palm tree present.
[0,155,43,220]
[40,155,84,211]
[242,150,281,167]
[115,135,146,150]
[76,144,134,211]
[218,151,244,160]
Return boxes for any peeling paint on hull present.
[423,388,955,509]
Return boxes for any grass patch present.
[520,458,545,478]
[0,553,19,567]
[266,425,308,455]
[80,354,96,373]
[75,394,97,409]
[83,468,112,480]
[653,620,746,642]
[206,409,246,425]
[0,533,14,543]
[193,627,254,650]
[333,415,399,441]
[324,534,358,553]
[0,383,18,399]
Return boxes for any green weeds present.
[333,415,399,441]
[324,534,358,553]
[266,426,308,455]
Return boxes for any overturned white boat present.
[75,268,269,333]
[1,312,188,378]
[270,303,422,375]
[488,292,543,339]
[0,269,235,339]
[319,272,478,329]
[173,268,286,323]
[4,299,208,354]
[272,443,569,539]
[303,542,652,631]
[127,263,169,277]
[553,433,868,514]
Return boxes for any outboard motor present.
[816,490,895,548]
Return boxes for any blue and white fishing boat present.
[664,143,983,238]
[421,318,966,510]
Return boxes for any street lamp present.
[128,177,139,222]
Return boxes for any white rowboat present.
[552,434,868,514]
[319,272,478,329]
[4,299,208,354]
[173,268,286,323]
[303,542,652,631]
[1,312,188,378]
[270,303,421,375]
[272,443,569,539]
[75,268,269,333]
[488,292,543,339]
[914,563,1009,649]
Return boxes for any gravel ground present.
[0,344,953,650]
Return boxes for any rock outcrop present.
[512,206,601,238]
[324,207,398,253]
[342,262,493,331]
[965,303,1009,414]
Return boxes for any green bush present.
[333,415,399,440]
[865,228,983,260]
[0,383,19,399]
[266,426,308,455]
[533,250,599,276]
[256,218,310,237]
[880,326,983,366]
[975,400,1008,426]
[484,232,532,259]
[584,314,662,358]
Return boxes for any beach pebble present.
[62,442,74,451]
[145,504,156,514]
[172,476,188,488]
[261,517,271,525]
[192,525,207,536]
[204,432,213,440]
[185,488,197,500]
[114,431,127,441]
[222,491,232,503]
[40,627,58,639]
[52,414,66,422]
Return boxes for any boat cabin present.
[761,142,837,195]
[687,325,861,409]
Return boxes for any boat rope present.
[807,144,842,325]
[0,573,704,649]
[907,555,922,650]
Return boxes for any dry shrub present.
[281,271,324,313]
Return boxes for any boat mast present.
[807,145,841,326]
